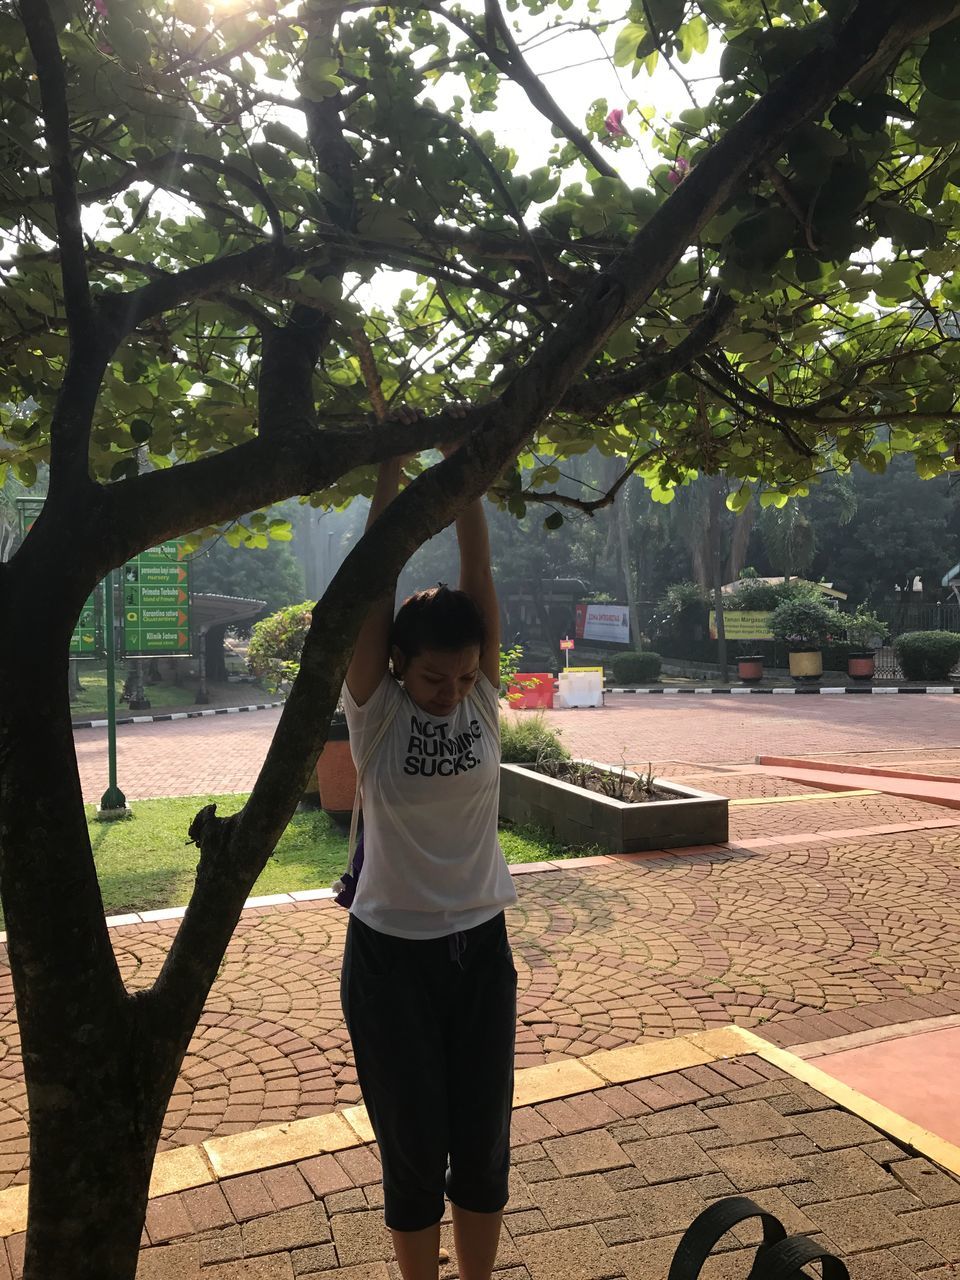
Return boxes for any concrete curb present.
[71,700,283,730]
[606,685,960,695]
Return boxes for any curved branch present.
[522,454,648,515]
[559,293,736,413]
[21,0,92,339]
[481,0,620,180]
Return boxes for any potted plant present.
[316,705,356,819]
[736,650,764,683]
[844,607,885,681]
[770,597,837,682]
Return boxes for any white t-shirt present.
[341,670,517,939]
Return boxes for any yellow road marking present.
[729,789,879,806]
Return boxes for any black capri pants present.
[341,910,517,1232]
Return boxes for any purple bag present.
[333,832,364,908]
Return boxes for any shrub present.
[500,713,570,765]
[499,643,525,697]
[610,651,662,683]
[248,600,314,692]
[894,631,960,681]
[769,598,838,649]
[726,577,824,611]
[844,607,886,650]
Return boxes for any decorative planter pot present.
[499,762,728,854]
[316,716,356,819]
[737,655,764,684]
[847,651,876,682]
[788,649,823,681]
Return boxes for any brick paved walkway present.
[74,698,960,802]
[103,1055,960,1278]
[1,828,959,1196]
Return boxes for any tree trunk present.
[67,658,82,700]
[0,632,239,1279]
[0,584,171,1277]
[709,479,729,683]
[205,623,228,684]
[615,490,642,651]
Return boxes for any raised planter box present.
[499,762,728,853]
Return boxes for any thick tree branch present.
[257,309,330,440]
[21,0,92,339]
[559,293,736,413]
[149,416,506,1018]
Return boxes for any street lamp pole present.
[98,569,129,818]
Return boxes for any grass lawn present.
[74,794,601,917]
[71,664,196,715]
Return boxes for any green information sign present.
[18,499,104,657]
[122,540,192,655]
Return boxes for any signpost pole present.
[99,570,129,818]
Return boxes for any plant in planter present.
[315,704,355,818]
[735,646,765,683]
[499,757,728,852]
[770,598,837,681]
[844,607,886,681]
[894,631,960,682]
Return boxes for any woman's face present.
[393,646,481,717]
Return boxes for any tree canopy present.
[4,0,960,534]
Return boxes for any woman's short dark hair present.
[390,584,486,660]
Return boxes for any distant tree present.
[812,457,957,600]
[191,534,305,617]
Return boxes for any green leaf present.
[613,22,647,68]
[646,0,685,41]
[874,202,935,251]
[543,511,564,530]
[130,418,152,444]
[876,260,917,302]
[14,458,37,487]
[920,20,960,101]
[725,485,751,513]
[248,142,296,182]
[262,121,311,157]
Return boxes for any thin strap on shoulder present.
[473,676,501,738]
[345,688,403,869]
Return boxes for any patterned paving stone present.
[2,820,960,1187]
[127,1063,960,1278]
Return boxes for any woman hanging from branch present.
[339,404,517,1280]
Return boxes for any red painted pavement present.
[754,762,960,811]
[811,1025,960,1146]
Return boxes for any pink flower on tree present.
[92,0,109,14]
[604,108,628,138]
[668,156,690,186]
